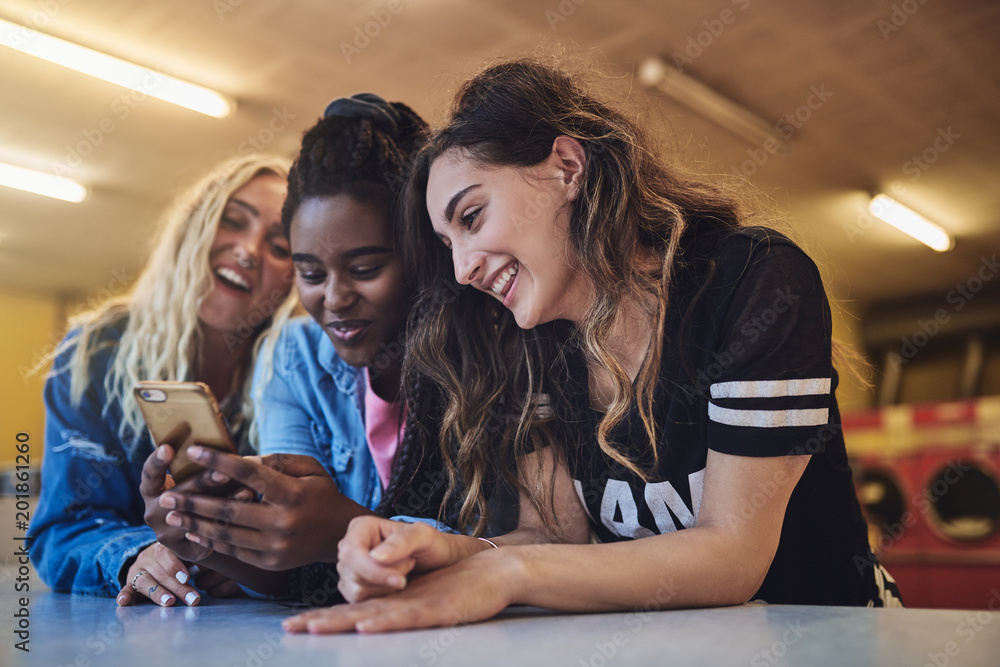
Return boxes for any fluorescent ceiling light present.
[0,18,232,118]
[869,194,953,252]
[638,56,788,150]
[0,162,87,202]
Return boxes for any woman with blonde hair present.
[29,154,295,606]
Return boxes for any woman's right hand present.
[116,542,203,607]
[335,516,487,603]
[139,444,233,562]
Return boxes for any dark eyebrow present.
[343,245,392,260]
[443,184,480,223]
[292,246,391,263]
[227,198,259,217]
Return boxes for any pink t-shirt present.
[363,368,406,489]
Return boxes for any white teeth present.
[216,267,249,290]
[492,262,518,294]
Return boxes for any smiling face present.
[425,141,593,328]
[198,172,294,334]
[290,194,411,378]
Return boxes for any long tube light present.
[638,56,789,151]
[869,194,953,252]
[0,18,232,118]
[0,161,87,202]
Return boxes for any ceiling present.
[0,0,998,311]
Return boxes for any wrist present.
[316,496,367,564]
[492,545,530,607]
[477,536,500,550]
[458,535,499,565]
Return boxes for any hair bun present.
[323,92,400,137]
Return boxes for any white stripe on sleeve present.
[710,378,831,399]
[708,403,829,428]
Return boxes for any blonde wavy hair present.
[53,154,292,453]
[247,291,301,449]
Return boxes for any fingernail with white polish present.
[161,593,171,604]
[185,592,199,605]
[175,571,189,584]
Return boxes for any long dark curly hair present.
[398,59,747,536]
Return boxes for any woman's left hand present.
[282,547,519,634]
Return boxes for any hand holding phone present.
[134,381,238,483]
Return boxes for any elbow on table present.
[694,569,767,608]
[733,552,776,606]
[704,545,774,607]
[722,569,768,607]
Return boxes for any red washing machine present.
[844,397,1000,609]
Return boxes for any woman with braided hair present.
[138,94,458,600]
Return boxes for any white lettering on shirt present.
[600,479,656,539]
[644,469,705,533]
[588,469,706,538]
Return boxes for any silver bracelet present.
[477,537,500,549]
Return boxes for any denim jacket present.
[252,317,382,509]
[27,318,258,596]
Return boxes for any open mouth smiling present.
[491,261,518,296]
[215,266,252,293]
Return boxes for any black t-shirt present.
[561,227,887,606]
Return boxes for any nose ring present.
[235,252,255,269]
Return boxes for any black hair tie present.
[324,92,400,137]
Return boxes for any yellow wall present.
[0,290,63,467]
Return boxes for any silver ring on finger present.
[131,570,148,592]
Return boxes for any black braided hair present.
[375,367,450,520]
[280,95,428,238]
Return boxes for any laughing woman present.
[29,155,295,606]
[285,59,902,635]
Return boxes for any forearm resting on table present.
[437,524,577,564]
[500,451,807,611]
[503,526,769,612]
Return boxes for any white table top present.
[4,573,1000,667]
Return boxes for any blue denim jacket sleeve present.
[253,318,380,511]
[27,326,157,596]
[388,516,461,534]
